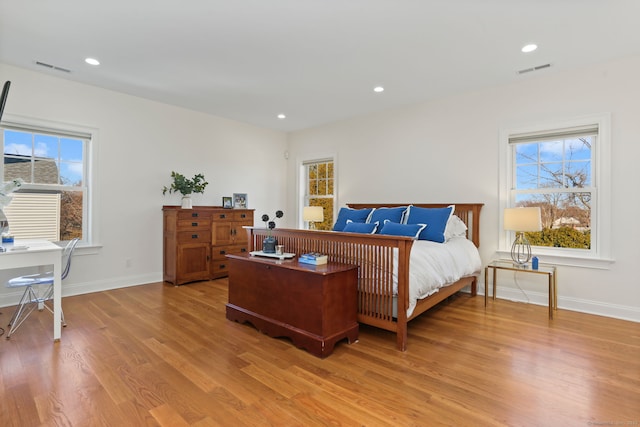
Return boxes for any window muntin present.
[2,125,88,242]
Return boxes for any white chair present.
[5,238,79,339]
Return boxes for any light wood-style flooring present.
[1,279,638,426]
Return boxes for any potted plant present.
[162,172,208,209]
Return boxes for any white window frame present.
[297,152,337,229]
[1,113,100,250]
[499,113,613,269]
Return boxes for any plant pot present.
[262,236,278,253]
[181,195,192,209]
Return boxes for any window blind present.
[509,124,598,144]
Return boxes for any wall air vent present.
[517,63,551,75]
[35,61,71,73]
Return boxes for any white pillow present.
[444,215,467,241]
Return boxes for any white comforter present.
[396,237,482,317]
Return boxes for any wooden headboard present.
[347,203,483,248]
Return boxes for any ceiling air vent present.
[517,63,551,75]
[35,61,71,73]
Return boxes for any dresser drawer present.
[177,230,212,244]
[211,259,230,278]
[231,211,252,222]
[177,219,211,231]
[177,210,212,221]
[212,244,249,260]
[210,210,251,221]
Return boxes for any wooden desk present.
[1,240,63,340]
[226,253,359,358]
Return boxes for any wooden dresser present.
[162,206,254,285]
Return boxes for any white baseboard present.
[0,272,163,309]
[3,276,638,325]
[478,283,640,323]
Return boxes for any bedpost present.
[395,238,411,351]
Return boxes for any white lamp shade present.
[303,206,324,222]
[504,207,542,232]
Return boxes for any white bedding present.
[395,236,482,317]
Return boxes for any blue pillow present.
[405,205,453,242]
[368,207,407,232]
[343,220,378,234]
[378,221,426,239]
[333,207,373,231]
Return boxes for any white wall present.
[287,54,640,322]
[0,63,288,306]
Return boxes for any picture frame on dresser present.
[222,196,233,208]
[233,193,248,208]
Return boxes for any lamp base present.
[510,232,532,265]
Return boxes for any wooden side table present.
[225,253,359,358]
[485,260,557,319]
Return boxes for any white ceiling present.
[1,0,639,132]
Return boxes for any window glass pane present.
[308,180,318,195]
[4,156,31,182]
[515,143,537,164]
[34,134,57,158]
[60,138,82,161]
[516,164,538,189]
[60,161,83,186]
[4,130,31,155]
[317,163,327,179]
[317,178,327,195]
[566,160,591,187]
[34,159,60,184]
[566,137,592,160]
[539,140,563,162]
[539,162,564,188]
[61,190,83,240]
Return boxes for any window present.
[301,158,334,230]
[500,114,612,265]
[1,120,92,243]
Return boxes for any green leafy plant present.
[162,172,208,196]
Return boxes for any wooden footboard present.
[246,203,482,351]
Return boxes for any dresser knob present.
[192,234,198,239]
[191,222,198,227]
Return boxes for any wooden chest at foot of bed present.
[226,253,359,358]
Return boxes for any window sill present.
[495,250,614,270]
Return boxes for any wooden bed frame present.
[246,203,483,351]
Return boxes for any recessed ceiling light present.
[277,114,286,119]
[521,44,538,53]
[373,86,384,93]
[85,57,100,66]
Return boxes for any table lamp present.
[303,206,324,230]
[504,207,541,265]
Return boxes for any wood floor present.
[0,279,638,427]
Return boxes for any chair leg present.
[7,286,31,327]
[6,287,39,339]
